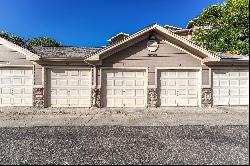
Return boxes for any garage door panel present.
[229,98,240,105]
[229,72,239,77]
[168,80,176,86]
[167,89,176,96]
[220,80,229,86]
[58,89,68,96]
[59,80,68,86]
[160,80,166,86]
[113,71,122,77]
[57,99,68,106]
[219,97,229,105]
[188,79,197,86]
[13,98,22,105]
[80,80,90,86]
[13,88,22,94]
[136,89,144,96]
[188,89,197,95]
[1,70,11,75]
[125,80,135,86]
[124,99,135,106]
[1,78,11,84]
[1,88,11,94]
[239,80,248,87]
[188,72,197,78]
[136,99,144,105]
[240,72,248,77]
[240,98,249,105]
[69,89,78,96]
[189,99,198,106]
[103,69,146,107]
[136,80,145,86]
[114,89,123,95]
[0,68,33,107]
[114,80,123,86]
[79,89,90,96]
[213,70,249,106]
[177,80,187,86]
[177,72,187,78]
[230,80,239,86]
[1,98,11,105]
[69,80,79,86]
[158,70,199,107]
[240,89,248,95]
[48,69,91,107]
[168,72,176,78]
[167,98,177,106]
[79,99,91,106]
[123,71,136,77]
[178,89,187,95]
[219,89,229,96]
[114,98,123,107]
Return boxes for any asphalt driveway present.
[0,126,249,165]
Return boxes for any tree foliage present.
[0,31,26,47]
[0,31,63,49]
[192,0,249,55]
[26,37,62,47]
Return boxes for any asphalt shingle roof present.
[32,46,102,58]
[213,52,249,60]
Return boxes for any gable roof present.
[0,37,40,61]
[107,32,129,43]
[33,46,101,59]
[85,24,221,62]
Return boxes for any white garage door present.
[102,69,147,107]
[0,68,33,106]
[48,69,91,107]
[213,70,249,106]
[158,70,199,106]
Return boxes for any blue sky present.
[0,0,225,47]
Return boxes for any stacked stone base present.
[147,88,157,107]
[33,86,44,108]
[201,88,212,107]
[32,86,213,108]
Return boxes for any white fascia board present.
[154,25,221,61]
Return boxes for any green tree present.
[26,37,62,47]
[192,0,249,55]
[0,31,26,47]
[1,32,63,50]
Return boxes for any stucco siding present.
[100,37,205,85]
[202,69,210,86]
[0,45,33,66]
[34,63,43,85]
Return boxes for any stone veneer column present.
[147,87,157,107]
[201,88,212,107]
[33,86,44,108]
[92,87,101,108]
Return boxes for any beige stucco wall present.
[98,36,209,86]
[0,45,33,65]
